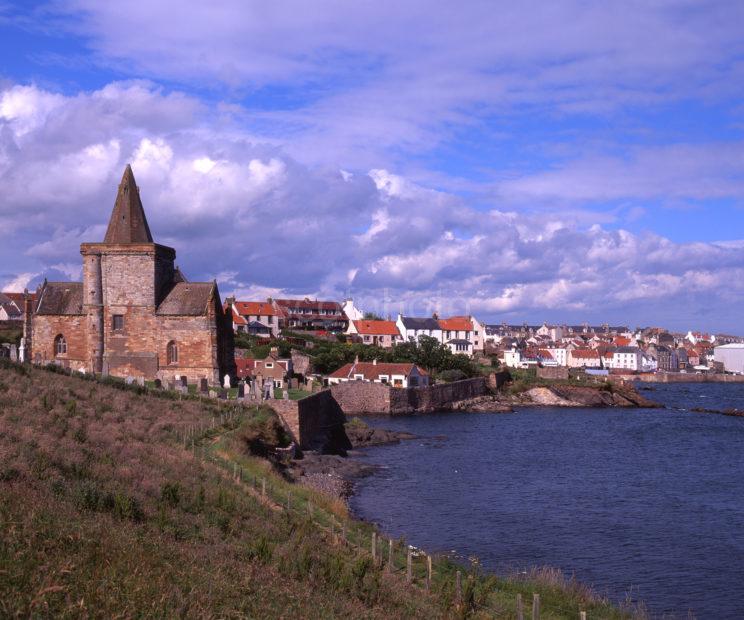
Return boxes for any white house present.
[342,298,364,322]
[438,316,475,356]
[568,348,601,368]
[545,347,568,366]
[327,360,429,387]
[396,315,443,344]
[611,346,643,371]
[714,343,744,374]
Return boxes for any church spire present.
[104,164,154,244]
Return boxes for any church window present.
[112,315,124,331]
[54,334,67,356]
[167,341,178,365]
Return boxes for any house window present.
[167,340,178,365]
[112,314,124,331]
[265,362,273,368]
[54,334,67,356]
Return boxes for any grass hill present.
[0,360,642,618]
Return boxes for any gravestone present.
[168,380,177,391]
[136,376,145,387]
[263,380,273,400]
[199,378,209,393]
[289,378,298,390]
[154,379,162,389]
[223,374,231,389]
[18,338,25,363]
[219,389,228,400]
[282,390,289,400]
[209,389,218,399]
[237,381,245,398]
[125,376,135,386]
[9,344,17,362]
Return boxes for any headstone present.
[9,344,17,362]
[125,376,135,385]
[263,380,273,400]
[223,374,231,389]
[154,379,162,389]
[282,390,289,400]
[136,376,145,387]
[168,380,176,391]
[199,378,209,393]
[180,375,188,387]
[237,381,245,398]
[18,338,25,363]
[289,378,298,390]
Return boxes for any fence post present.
[532,593,540,620]
[371,532,377,563]
[387,539,393,572]
[426,555,432,592]
[579,613,587,620]
[406,548,412,583]
[516,593,523,620]
[456,571,462,607]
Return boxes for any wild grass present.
[0,360,643,618]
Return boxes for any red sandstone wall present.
[32,315,87,369]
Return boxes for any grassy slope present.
[0,361,642,619]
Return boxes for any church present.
[26,165,235,385]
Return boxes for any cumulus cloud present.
[2,80,744,332]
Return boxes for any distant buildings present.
[714,344,744,374]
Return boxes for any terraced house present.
[27,165,235,385]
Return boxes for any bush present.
[438,369,467,383]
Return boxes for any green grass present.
[0,359,645,618]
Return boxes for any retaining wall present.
[331,377,490,415]
[271,391,351,453]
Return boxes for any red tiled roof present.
[614,336,631,346]
[537,349,554,360]
[438,316,473,331]
[353,320,400,336]
[329,362,428,380]
[234,357,257,378]
[571,348,600,359]
[234,301,277,316]
[226,308,248,325]
[1,292,37,306]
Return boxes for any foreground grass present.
[0,360,643,618]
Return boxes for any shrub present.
[438,369,467,383]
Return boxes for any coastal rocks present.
[494,383,663,408]
[290,453,377,498]
[451,395,514,413]
[344,423,417,448]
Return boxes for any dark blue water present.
[350,383,744,619]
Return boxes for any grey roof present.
[401,316,440,330]
[36,282,84,315]
[0,293,22,318]
[614,346,640,353]
[104,165,154,244]
[157,282,214,316]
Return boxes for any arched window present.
[54,334,67,356]
[167,340,178,365]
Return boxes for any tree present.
[363,311,385,321]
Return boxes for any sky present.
[1,1,744,333]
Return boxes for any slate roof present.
[0,293,22,319]
[104,165,154,244]
[400,316,440,330]
[36,282,84,315]
[157,283,214,316]
[329,362,428,380]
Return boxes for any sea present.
[350,383,744,618]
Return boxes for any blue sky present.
[2,1,744,332]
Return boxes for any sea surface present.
[350,383,744,619]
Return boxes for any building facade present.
[28,165,235,385]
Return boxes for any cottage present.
[327,360,429,388]
[438,316,474,356]
[225,299,280,337]
[347,319,402,348]
[396,315,443,343]
[273,298,347,332]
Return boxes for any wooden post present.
[387,539,393,572]
[532,593,540,620]
[371,532,377,563]
[516,593,523,620]
[308,502,313,518]
[406,548,412,583]
[426,555,432,592]
[456,571,462,606]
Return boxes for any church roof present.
[157,282,214,316]
[104,165,154,244]
[35,282,84,315]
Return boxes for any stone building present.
[27,165,235,385]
